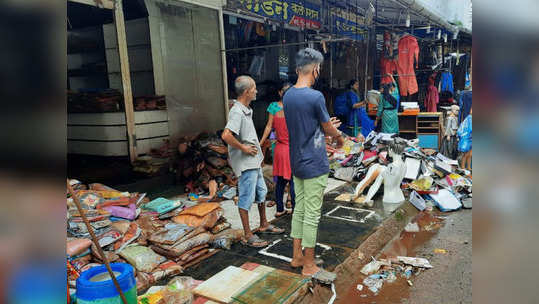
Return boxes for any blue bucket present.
[76,263,137,304]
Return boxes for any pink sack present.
[103,204,137,220]
[66,238,92,257]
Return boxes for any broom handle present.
[67,180,128,304]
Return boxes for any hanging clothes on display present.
[381,31,398,85]
[425,75,439,112]
[440,71,454,94]
[383,31,393,58]
[459,90,472,124]
[397,34,420,97]
[380,57,398,85]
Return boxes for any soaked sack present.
[119,245,166,273]
[103,203,137,220]
[77,191,104,209]
[114,222,142,252]
[210,219,231,234]
[179,203,220,217]
[149,224,192,245]
[173,208,223,229]
[66,238,92,257]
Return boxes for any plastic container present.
[76,263,137,304]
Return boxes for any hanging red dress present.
[272,115,292,180]
[380,31,397,85]
[425,76,439,112]
[380,57,397,85]
[397,35,420,96]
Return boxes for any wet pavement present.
[183,181,402,280]
[338,209,472,304]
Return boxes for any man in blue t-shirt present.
[283,48,344,280]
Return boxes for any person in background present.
[458,108,472,172]
[375,82,400,133]
[221,76,285,248]
[284,48,343,280]
[343,79,374,138]
[386,74,401,111]
[259,82,295,217]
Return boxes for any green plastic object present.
[143,198,182,214]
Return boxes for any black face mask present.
[312,67,320,87]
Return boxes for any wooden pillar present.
[218,9,230,121]
[114,0,137,163]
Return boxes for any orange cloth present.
[397,35,419,96]
[380,57,397,85]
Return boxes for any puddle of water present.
[338,211,445,304]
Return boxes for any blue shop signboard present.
[230,0,322,30]
[330,7,367,40]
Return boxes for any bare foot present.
[301,264,320,276]
[290,257,303,268]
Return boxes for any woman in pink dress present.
[260,82,294,217]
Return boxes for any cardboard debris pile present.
[66,179,243,298]
[328,131,472,212]
[359,256,432,294]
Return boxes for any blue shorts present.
[238,168,267,211]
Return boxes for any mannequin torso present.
[382,153,406,203]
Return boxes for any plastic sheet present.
[457,114,472,152]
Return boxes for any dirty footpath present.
[67,129,472,304]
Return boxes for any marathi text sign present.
[231,0,322,30]
[331,7,367,40]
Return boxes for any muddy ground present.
[324,209,472,304]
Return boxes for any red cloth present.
[272,116,292,180]
[380,57,397,85]
[397,35,420,96]
[425,79,439,112]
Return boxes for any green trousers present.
[291,174,328,248]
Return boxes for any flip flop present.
[274,211,287,218]
[290,258,324,269]
[258,224,285,235]
[308,268,337,285]
[240,235,268,248]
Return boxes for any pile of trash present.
[137,276,201,304]
[327,131,472,212]
[358,256,433,294]
[175,132,238,196]
[67,179,243,298]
